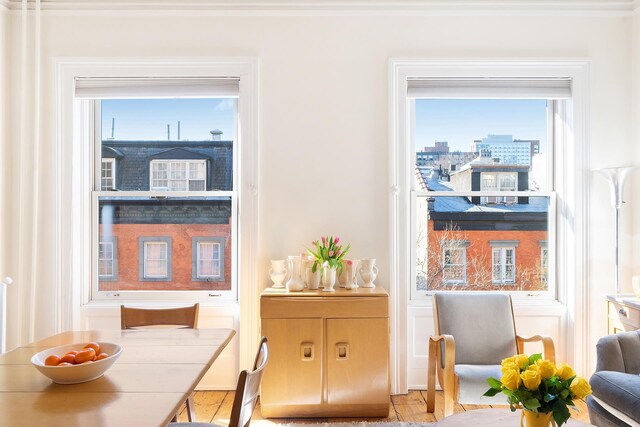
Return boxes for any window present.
[408,76,567,298]
[540,241,549,284]
[101,158,116,190]
[442,243,467,285]
[491,242,517,284]
[79,77,240,299]
[150,160,206,191]
[192,237,225,281]
[98,237,118,281]
[480,172,517,204]
[139,237,172,281]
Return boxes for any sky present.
[414,99,548,152]
[101,98,236,141]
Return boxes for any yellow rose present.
[556,363,576,381]
[570,376,592,400]
[515,354,530,369]
[502,360,519,373]
[520,365,542,391]
[535,359,557,380]
[501,369,522,391]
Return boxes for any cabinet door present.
[326,318,389,405]
[261,318,323,406]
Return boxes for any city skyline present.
[414,99,548,152]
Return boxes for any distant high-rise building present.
[471,134,539,166]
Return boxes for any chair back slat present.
[120,304,199,329]
[229,337,268,427]
[434,292,517,365]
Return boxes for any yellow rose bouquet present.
[484,353,592,426]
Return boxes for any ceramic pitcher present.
[285,255,305,292]
[321,262,337,292]
[359,258,378,288]
[269,259,288,288]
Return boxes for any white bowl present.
[30,342,123,384]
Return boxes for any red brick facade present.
[426,219,547,291]
[99,222,232,291]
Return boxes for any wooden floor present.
[176,390,591,424]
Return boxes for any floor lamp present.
[594,167,639,295]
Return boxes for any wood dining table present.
[0,328,236,427]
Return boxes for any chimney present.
[210,129,223,141]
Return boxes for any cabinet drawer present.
[261,296,388,319]
[608,302,640,328]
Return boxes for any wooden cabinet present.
[606,295,640,334]
[260,286,390,418]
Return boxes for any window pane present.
[98,196,232,291]
[415,195,549,291]
[98,98,236,192]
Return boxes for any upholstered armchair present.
[587,331,640,427]
[426,292,555,417]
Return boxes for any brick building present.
[417,155,548,291]
[98,138,233,292]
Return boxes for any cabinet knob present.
[336,342,350,360]
[300,342,314,361]
[619,308,628,317]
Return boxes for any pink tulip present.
[337,249,342,256]
[347,260,352,266]
[321,236,326,244]
[329,250,334,257]
[324,241,329,248]
[335,237,340,244]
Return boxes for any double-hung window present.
[409,77,568,298]
[78,77,239,300]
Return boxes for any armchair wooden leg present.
[442,364,455,418]
[186,394,196,422]
[427,339,438,413]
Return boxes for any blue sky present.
[101,98,236,141]
[415,99,548,152]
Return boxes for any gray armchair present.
[587,331,640,427]
[426,292,556,417]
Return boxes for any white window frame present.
[142,240,169,280]
[150,159,206,191]
[442,244,466,285]
[197,241,221,279]
[98,240,116,279]
[390,59,590,394]
[491,246,517,284]
[101,158,116,190]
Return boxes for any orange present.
[95,352,109,361]
[44,355,61,366]
[58,362,73,366]
[66,350,79,356]
[60,353,76,364]
[75,348,96,364]
[83,342,100,355]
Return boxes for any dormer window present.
[101,158,116,190]
[150,160,206,191]
[480,172,517,204]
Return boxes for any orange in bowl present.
[31,342,123,384]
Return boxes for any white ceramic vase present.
[359,258,378,288]
[269,259,288,288]
[285,255,305,292]
[306,267,321,290]
[322,264,337,292]
[343,259,360,290]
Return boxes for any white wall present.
[3,10,637,386]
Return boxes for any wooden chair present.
[120,304,199,330]
[120,303,200,421]
[427,292,555,418]
[169,336,269,427]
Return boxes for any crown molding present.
[5,0,639,15]
[0,0,10,11]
